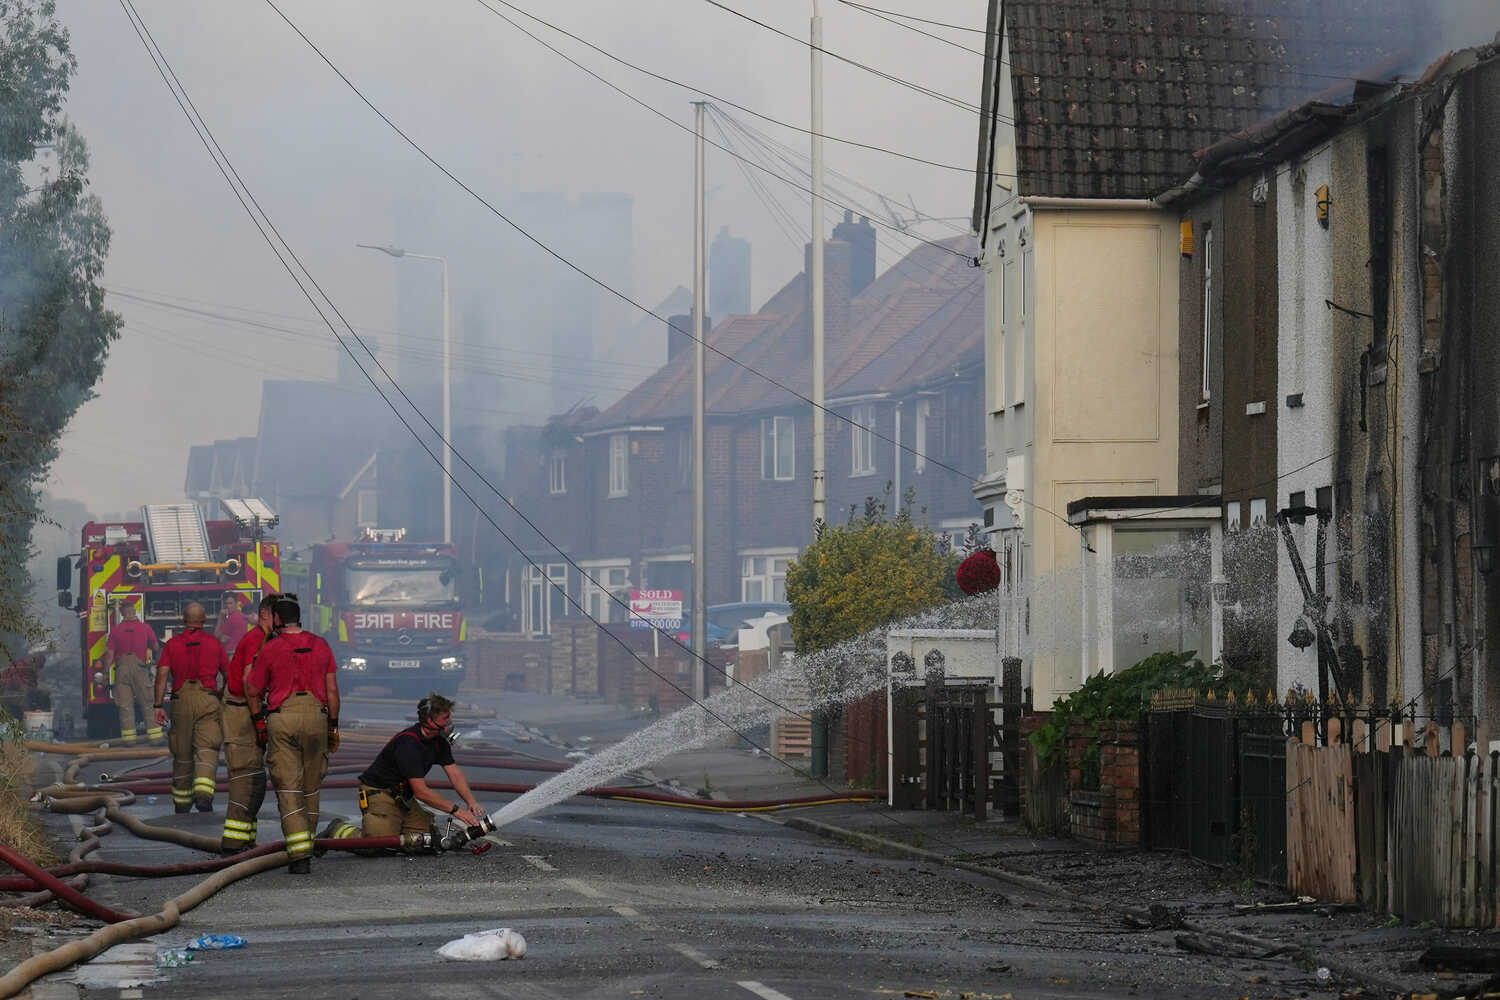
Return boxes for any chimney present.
[832,210,877,296]
[666,313,709,360]
[804,238,853,335]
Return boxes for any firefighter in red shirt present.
[246,594,341,874]
[218,592,278,854]
[152,603,227,813]
[215,593,252,650]
[100,599,161,744]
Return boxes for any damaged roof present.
[986,0,1428,200]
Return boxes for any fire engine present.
[292,528,469,699]
[57,500,280,739]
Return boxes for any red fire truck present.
[57,501,280,739]
[298,530,468,699]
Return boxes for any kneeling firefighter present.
[322,692,488,853]
[246,594,340,874]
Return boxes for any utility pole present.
[810,0,826,530]
[692,101,708,703]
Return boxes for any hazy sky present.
[47,0,985,515]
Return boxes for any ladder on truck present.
[142,504,212,566]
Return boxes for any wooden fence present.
[1288,717,1496,926]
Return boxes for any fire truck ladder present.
[141,504,212,566]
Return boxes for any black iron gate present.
[1144,704,1286,882]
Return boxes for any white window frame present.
[1003,256,1019,407]
[740,548,795,603]
[608,433,629,498]
[914,400,930,474]
[523,562,569,636]
[677,429,691,489]
[1201,226,1214,402]
[581,560,631,624]
[1249,498,1267,529]
[356,489,378,528]
[850,404,876,477]
[761,415,795,481]
[549,451,567,495]
[1016,246,1031,406]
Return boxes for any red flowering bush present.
[955,548,1000,595]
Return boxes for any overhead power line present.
[698,0,984,116]
[836,1,988,34]
[470,0,981,172]
[466,0,975,260]
[833,0,986,56]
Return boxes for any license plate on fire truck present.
[389,659,421,669]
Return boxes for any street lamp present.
[358,242,451,545]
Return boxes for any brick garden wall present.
[1066,718,1141,845]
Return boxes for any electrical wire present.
[835,1,987,34]
[833,0,986,56]
[469,0,984,173]
[463,0,973,261]
[698,0,985,116]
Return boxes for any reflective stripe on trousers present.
[266,693,328,857]
[168,681,222,805]
[221,700,266,842]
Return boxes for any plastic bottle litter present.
[436,927,527,961]
[187,934,247,951]
[156,948,195,968]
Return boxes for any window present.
[524,563,569,636]
[1016,246,1031,405]
[549,452,567,495]
[356,489,378,528]
[761,416,795,481]
[1249,498,1268,529]
[582,562,631,623]
[850,404,876,476]
[741,551,793,602]
[913,400,930,473]
[1003,257,1018,407]
[1225,501,1242,533]
[677,430,691,489]
[608,434,628,497]
[1201,225,1214,402]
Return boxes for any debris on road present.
[187,934,247,951]
[437,927,527,961]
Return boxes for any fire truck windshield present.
[345,568,457,606]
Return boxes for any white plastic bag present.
[436,927,527,961]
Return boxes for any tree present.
[786,494,960,656]
[0,1,120,661]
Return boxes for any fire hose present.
[0,740,881,997]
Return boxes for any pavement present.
[478,689,1500,1000]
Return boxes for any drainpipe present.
[893,403,902,511]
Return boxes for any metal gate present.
[1239,731,1287,884]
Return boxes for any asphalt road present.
[26,696,1334,1000]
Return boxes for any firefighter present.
[101,599,161,745]
[152,603,227,814]
[324,692,484,852]
[246,594,340,874]
[215,593,252,650]
[218,592,278,854]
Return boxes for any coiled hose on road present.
[1,736,881,997]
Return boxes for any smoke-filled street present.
[18,693,1361,1000]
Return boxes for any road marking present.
[670,943,720,969]
[120,990,144,999]
[737,982,795,1000]
[610,904,640,918]
[522,855,556,872]
[560,877,605,899]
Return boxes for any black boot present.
[174,803,191,814]
[288,858,311,875]
[195,798,214,813]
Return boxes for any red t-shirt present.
[226,627,269,699]
[158,629,228,691]
[217,610,251,645]
[247,630,336,710]
[106,620,158,662]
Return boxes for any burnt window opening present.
[1367,145,1391,366]
[1315,485,1333,518]
[1289,490,1307,524]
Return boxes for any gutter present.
[1020,196,1160,211]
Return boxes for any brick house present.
[489,222,983,637]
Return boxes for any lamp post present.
[359,242,451,544]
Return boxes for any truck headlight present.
[440,656,461,671]
[341,657,368,672]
